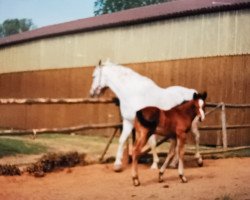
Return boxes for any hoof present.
[113,164,123,172]
[150,163,158,170]
[179,175,188,183]
[34,171,45,178]
[159,178,164,183]
[159,172,164,183]
[198,161,203,167]
[132,177,140,186]
[197,158,203,167]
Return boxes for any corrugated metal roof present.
[0,0,249,47]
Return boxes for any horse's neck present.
[177,100,197,121]
[103,66,133,99]
[103,66,156,100]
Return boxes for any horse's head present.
[193,92,207,121]
[89,60,108,97]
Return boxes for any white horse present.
[89,60,203,172]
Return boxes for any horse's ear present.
[102,58,111,66]
[98,59,102,66]
[106,58,110,63]
[201,91,207,100]
[193,92,198,100]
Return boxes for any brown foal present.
[132,92,207,186]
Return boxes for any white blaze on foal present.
[198,99,205,121]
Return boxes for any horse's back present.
[166,86,197,99]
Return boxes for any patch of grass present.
[38,134,71,139]
[38,133,116,143]
[35,134,119,155]
[0,138,47,157]
[0,134,120,162]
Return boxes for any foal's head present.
[193,92,207,121]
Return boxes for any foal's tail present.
[136,108,160,131]
[132,128,136,144]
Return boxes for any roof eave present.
[0,0,249,47]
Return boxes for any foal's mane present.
[171,98,197,114]
[171,99,193,109]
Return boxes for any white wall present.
[0,9,249,73]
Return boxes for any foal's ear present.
[201,91,207,100]
[193,92,198,100]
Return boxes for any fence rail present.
[0,97,249,151]
[0,123,122,137]
[206,102,250,108]
[0,97,249,107]
[0,97,115,104]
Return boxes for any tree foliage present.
[0,18,35,38]
[94,0,172,16]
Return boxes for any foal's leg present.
[176,136,188,183]
[114,119,133,172]
[132,129,148,186]
[191,116,203,167]
[169,152,179,168]
[159,139,176,183]
[170,116,203,168]
[147,134,160,169]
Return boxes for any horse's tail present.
[112,97,120,106]
[136,108,160,130]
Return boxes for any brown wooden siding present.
[0,54,249,146]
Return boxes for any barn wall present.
[0,54,249,146]
[0,10,249,74]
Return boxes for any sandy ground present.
[0,158,249,200]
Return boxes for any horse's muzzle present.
[89,92,96,98]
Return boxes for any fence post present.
[99,127,120,162]
[221,103,228,149]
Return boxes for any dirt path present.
[0,158,249,200]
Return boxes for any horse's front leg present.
[191,116,203,167]
[147,134,160,169]
[114,119,133,172]
[159,139,176,183]
[177,136,188,183]
[169,153,179,168]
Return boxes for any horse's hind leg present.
[132,129,148,186]
[159,139,176,183]
[114,119,133,172]
[148,134,160,169]
[191,116,203,167]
